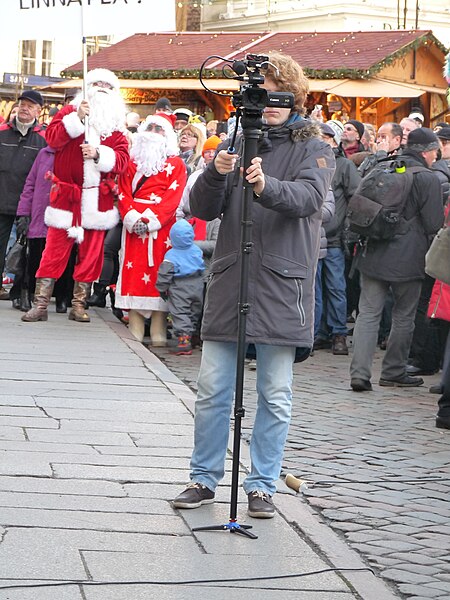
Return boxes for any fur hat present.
[346,119,365,140]
[86,68,119,90]
[407,127,440,152]
[325,120,344,144]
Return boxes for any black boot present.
[20,289,32,312]
[86,283,107,308]
[109,286,125,323]
[55,298,68,313]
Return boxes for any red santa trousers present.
[36,227,106,282]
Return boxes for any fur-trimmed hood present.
[289,119,323,142]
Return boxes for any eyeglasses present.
[181,131,198,138]
[146,124,164,133]
[344,125,357,132]
[93,81,113,90]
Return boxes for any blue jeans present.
[315,247,347,338]
[190,341,296,496]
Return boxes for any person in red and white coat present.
[115,113,187,345]
[22,68,129,324]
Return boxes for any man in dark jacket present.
[173,52,335,518]
[350,128,444,392]
[0,90,46,300]
[314,123,360,355]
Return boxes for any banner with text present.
[4,0,175,40]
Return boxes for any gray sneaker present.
[173,482,215,509]
[247,491,275,518]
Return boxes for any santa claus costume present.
[22,68,129,324]
[115,113,186,344]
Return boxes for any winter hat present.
[326,120,344,144]
[155,111,176,127]
[436,127,450,141]
[126,111,140,128]
[202,135,221,155]
[190,121,207,139]
[86,68,119,90]
[319,122,336,139]
[18,90,43,106]
[409,111,425,125]
[173,107,192,122]
[155,97,172,112]
[346,119,365,140]
[406,127,440,152]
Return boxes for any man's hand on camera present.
[214,150,239,175]
[246,157,265,196]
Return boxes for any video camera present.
[199,53,294,115]
[228,54,294,113]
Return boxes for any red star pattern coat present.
[115,157,187,312]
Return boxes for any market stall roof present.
[63,29,447,81]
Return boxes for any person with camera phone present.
[173,52,335,519]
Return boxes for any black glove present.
[16,216,30,237]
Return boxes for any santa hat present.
[138,114,178,156]
[202,135,221,155]
[86,68,119,90]
[155,110,176,128]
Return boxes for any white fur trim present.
[83,153,101,188]
[62,111,85,139]
[86,68,119,90]
[95,145,116,173]
[123,209,143,233]
[44,206,73,229]
[67,226,84,243]
[145,209,161,233]
[81,186,120,230]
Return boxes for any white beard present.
[81,87,126,140]
[131,132,169,176]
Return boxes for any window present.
[21,40,36,75]
[41,40,52,77]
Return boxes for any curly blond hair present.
[261,52,309,115]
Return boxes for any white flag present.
[4,0,175,40]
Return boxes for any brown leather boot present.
[68,281,91,323]
[21,278,55,322]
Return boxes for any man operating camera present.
[173,52,335,518]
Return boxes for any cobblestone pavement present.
[150,337,450,600]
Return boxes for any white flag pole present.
[81,3,89,142]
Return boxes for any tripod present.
[192,108,263,540]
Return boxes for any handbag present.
[5,235,27,277]
[425,225,450,284]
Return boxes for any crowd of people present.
[1,55,449,520]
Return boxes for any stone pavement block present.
[1,371,157,386]
[0,440,99,455]
[0,491,173,515]
[0,395,36,406]
[0,506,189,535]
[0,582,83,600]
[82,551,350,592]
[382,568,436,584]
[39,402,185,417]
[52,463,189,484]
[59,420,192,434]
[0,406,43,416]
[95,445,190,457]
[36,398,180,412]
[35,387,171,400]
[83,584,356,599]
[0,416,58,428]
[0,427,25,441]
[3,359,150,380]
[130,433,193,448]
[0,454,52,476]
[398,584,443,597]
[26,430,135,446]
[0,475,127,497]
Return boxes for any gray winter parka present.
[190,119,335,351]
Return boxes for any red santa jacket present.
[44,105,129,242]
